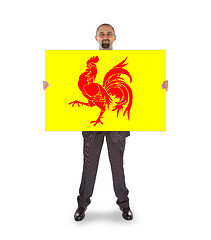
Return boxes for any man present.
[43,23,168,222]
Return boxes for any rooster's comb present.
[87,56,99,65]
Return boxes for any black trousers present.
[77,131,129,209]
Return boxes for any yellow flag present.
[45,50,166,131]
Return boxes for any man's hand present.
[43,81,49,90]
[162,80,168,91]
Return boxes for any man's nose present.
[103,34,109,39]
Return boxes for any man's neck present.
[99,47,113,50]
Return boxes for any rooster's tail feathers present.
[113,57,128,68]
[106,80,133,120]
[103,57,132,87]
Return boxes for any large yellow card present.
[45,50,166,131]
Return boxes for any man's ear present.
[114,35,116,41]
[95,35,98,41]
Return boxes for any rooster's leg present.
[68,100,89,107]
[90,110,105,126]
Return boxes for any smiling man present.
[43,23,168,222]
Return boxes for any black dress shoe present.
[74,207,86,221]
[120,207,133,220]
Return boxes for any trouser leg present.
[77,132,105,208]
[106,133,129,209]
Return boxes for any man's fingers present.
[165,81,168,91]
[43,82,49,89]
[162,81,168,91]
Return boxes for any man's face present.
[95,25,116,50]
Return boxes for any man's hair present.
[96,23,115,36]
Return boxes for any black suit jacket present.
[82,131,130,142]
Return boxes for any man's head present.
[95,24,116,50]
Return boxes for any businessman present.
[43,23,168,222]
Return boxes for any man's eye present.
[100,34,104,36]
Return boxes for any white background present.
[0,0,211,239]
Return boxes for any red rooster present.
[69,56,133,126]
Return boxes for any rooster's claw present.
[90,117,104,126]
[68,101,89,107]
